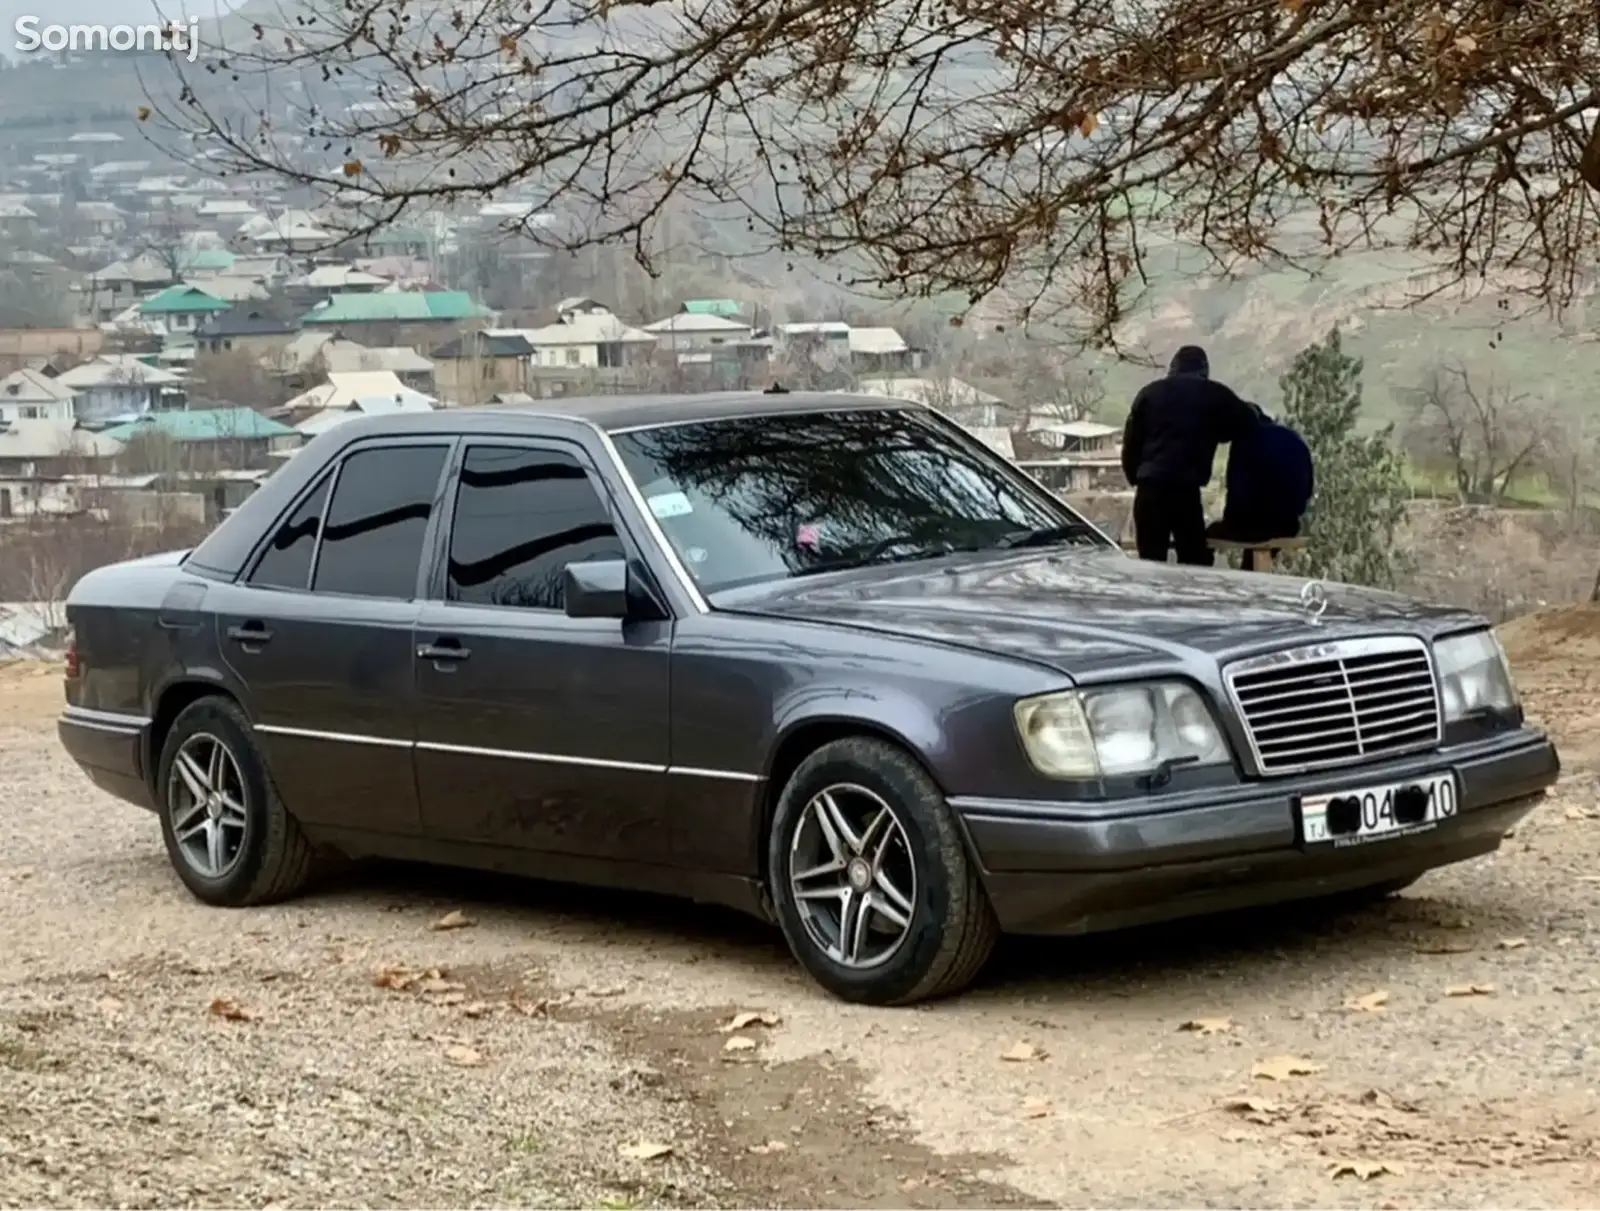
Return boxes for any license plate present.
[1299,773,1457,848]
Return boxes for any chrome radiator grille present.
[1224,637,1442,775]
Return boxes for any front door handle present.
[417,641,470,662]
[226,622,273,646]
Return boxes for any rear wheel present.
[767,737,998,1005]
[156,695,314,906]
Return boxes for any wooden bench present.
[1117,535,1307,572]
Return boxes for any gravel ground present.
[3,610,1600,1208]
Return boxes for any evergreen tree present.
[1277,329,1411,588]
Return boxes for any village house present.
[0,369,77,423]
[101,407,299,473]
[79,253,175,324]
[54,355,186,422]
[319,341,435,393]
[0,327,103,375]
[280,371,437,438]
[514,308,656,370]
[0,418,122,519]
[289,265,390,297]
[300,290,493,348]
[136,284,234,337]
[848,327,922,375]
[641,311,754,350]
[194,308,302,358]
[430,331,535,406]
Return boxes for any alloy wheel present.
[167,732,249,879]
[788,783,917,969]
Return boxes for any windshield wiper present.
[790,535,954,578]
[994,522,1100,550]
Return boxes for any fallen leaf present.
[1223,1096,1280,1116]
[587,984,628,998]
[1001,1041,1044,1062]
[723,1035,758,1053]
[1252,1055,1323,1081]
[719,1010,781,1032]
[1328,1159,1404,1180]
[1344,990,1390,1013]
[748,1140,789,1154]
[1020,1097,1052,1119]
[433,992,466,1007]
[1497,937,1528,950]
[342,159,364,177]
[430,909,476,931]
[1445,983,1495,997]
[618,1141,673,1161]
[416,976,464,994]
[373,964,419,991]
[208,997,256,1022]
[461,1001,492,1018]
[1178,1017,1233,1035]
[444,1044,484,1067]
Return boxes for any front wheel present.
[156,695,315,906]
[767,738,998,1005]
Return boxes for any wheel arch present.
[146,675,244,794]
[757,712,950,883]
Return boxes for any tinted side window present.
[312,445,449,599]
[447,445,624,610]
[248,474,330,590]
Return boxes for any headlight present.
[1433,629,1519,721]
[1013,682,1232,779]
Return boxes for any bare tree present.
[1402,362,1552,504]
[190,349,292,412]
[144,1,1600,345]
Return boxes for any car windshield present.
[610,407,1108,594]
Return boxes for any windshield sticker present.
[647,491,693,519]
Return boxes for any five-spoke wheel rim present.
[788,783,917,969]
[167,733,248,879]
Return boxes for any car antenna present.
[763,382,789,394]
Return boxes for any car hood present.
[714,549,1483,676]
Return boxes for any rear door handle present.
[226,623,273,645]
[417,641,470,662]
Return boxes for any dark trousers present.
[1133,483,1209,565]
[1206,516,1301,571]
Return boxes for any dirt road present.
[4,611,1600,1208]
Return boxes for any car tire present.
[155,695,315,907]
[767,737,999,1005]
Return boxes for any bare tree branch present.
[138,0,1600,345]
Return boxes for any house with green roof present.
[681,298,745,319]
[302,290,494,346]
[101,407,299,471]
[137,284,232,336]
[178,248,238,274]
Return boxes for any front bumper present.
[952,728,1559,935]
[57,705,156,811]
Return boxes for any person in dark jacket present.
[1121,345,1257,564]
[1206,403,1315,570]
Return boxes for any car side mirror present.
[563,558,630,619]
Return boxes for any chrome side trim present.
[415,739,663,773]
[60,710,149,735]
[589,423,710,615]
[254,722,413,749]
[253,723,763,781]
[667,765,765,783]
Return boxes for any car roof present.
[334,390,920,438]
